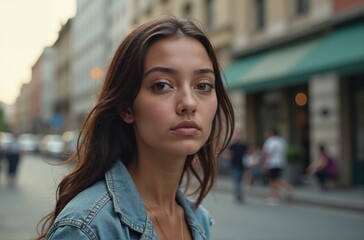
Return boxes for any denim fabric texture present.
[46,160,213,240]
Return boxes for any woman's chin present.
[179,146,203,156]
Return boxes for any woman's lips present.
[171,121,200,136]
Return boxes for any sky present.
[0,0,76,105]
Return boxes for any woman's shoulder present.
[182,196,214,239]
[59,180,111,215]
[46,180,120,239]
[193,203,215,227]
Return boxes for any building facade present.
[109,0,130,54]
[54,19,73,133]
[15,83,30,133]
[71,0,112,129]
[27,47,55,134]
[225,0,364,186]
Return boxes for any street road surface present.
[0,154,363,240]
[0,154,69,240]
[204,189,364,240]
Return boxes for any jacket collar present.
[105,160,149,234]
[105,160,207,239]
[176,190,207,239]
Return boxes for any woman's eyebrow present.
[144,67,214,78]
[194,68,214,76]
[143,66,177,77]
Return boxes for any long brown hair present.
[37,16,234,239]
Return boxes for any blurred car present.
[39,134,65,158]
[18,133,39,152]
[62,131,78,157]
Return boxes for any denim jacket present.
[46,160,213,240]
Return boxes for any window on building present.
[132,0,140,23]
[134,0,140,17]
[255,0,265,30]
[206,0,215,29]
[183,3,192,18]
[296,0,309,15]
[146,0,156,14]
[147,0,153,8]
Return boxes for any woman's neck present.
[128,152,186,214]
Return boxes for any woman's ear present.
[119,108,134,123]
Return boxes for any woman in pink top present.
[308,145,339,191]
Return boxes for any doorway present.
[351,75,364,186]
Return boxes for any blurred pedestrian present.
[36,16,234,240]
[307,144,339,191]
[263,129,292,205]
[228,130,248,203]
[0,137,3,183]
[5,132,21,186]
[243,144,266,188]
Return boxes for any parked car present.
[39,134,65,158]
[18,133,39,153]
[62,131,78,157]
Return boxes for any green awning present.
[224,21,364,92]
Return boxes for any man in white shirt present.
[263,129,292,205]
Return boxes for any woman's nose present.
[176,87,197,115]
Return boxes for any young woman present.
[308,145,339,191]
[37,16,234,240]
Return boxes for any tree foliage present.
[0,106,10,132]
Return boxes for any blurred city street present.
[0,1,364,239]
[1,154,363,240]
[0,154,69,240]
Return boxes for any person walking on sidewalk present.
[0,137,3,184]
[228,130,248,203]
[243,144,267,188]
[5,132,22,187]
[263,128,292,205]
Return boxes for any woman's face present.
[122,37,218,157]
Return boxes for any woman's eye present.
[152,81,172,91]
[196,82,214,92]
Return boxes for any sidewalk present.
[213,175,364,212]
